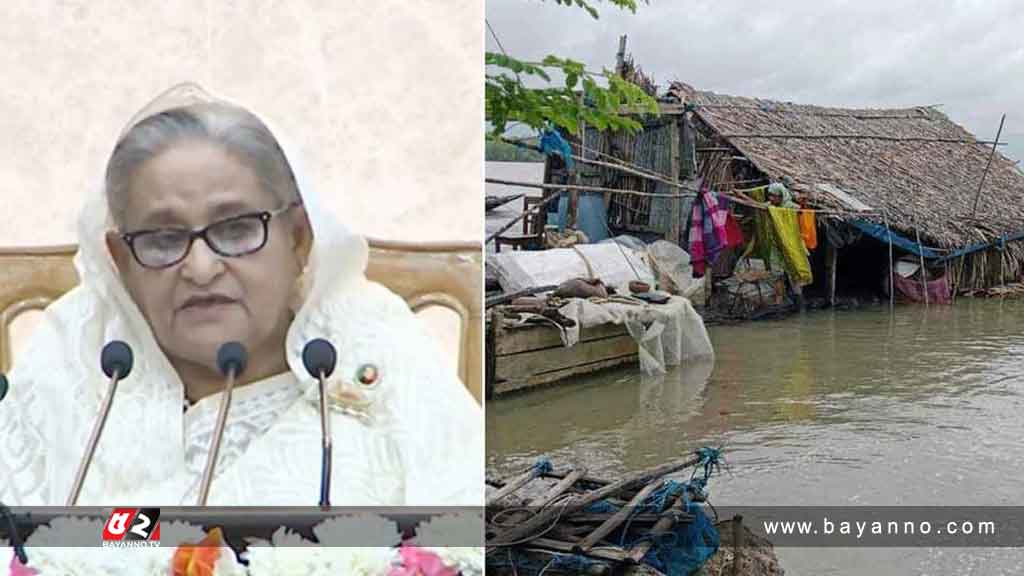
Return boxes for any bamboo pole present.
[667,119,681,244]
[484,178,696,199]
[883,212,895,313]
[953,255,965,303]
[487,467,541,507]
[485,285,560,308]
[970,114,1007,218]
[575,480,663,552]
[484,188,562,245]
[625,493,687,563]
[489,454,702,546]
[828,240,838,307]
[915,228,928,306]
[718,132,1006,145]
[530,538,628,563]
[529,468,587,509]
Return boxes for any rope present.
[532,458,553,476]
[570,245,596,280]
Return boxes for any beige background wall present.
[1,1,483,376]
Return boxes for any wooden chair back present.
[0,240,482,402]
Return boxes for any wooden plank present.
[495,322,630,356]
[495,334,637,378]
[493,354,638,395]
[493,337,639,395]
[529,468,587,509]
[626,494,687,563]
[487,467,540,507]
[576,481,663,552]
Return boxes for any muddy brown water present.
[487,300,1024,575]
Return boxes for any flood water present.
[487,300,1024,575]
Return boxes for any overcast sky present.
[486,0,1023,161]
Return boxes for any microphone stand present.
[196,342,247,506]
[66,341,133,506]
[0,502,27,566]
[317,369,331,507]
[302,339,337,507]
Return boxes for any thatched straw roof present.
[668,83,1024,248]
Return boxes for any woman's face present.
[108,140,310,374]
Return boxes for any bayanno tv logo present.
[101,508,161,548]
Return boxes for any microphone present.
[302,338,337,507]
[0,373,8,402]
[196,342,247,505]
[66,341,134,505]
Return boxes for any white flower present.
[15,516,245,576]
[413,512,483,547]
[423,547,484,576]
[324,547,398,575]
[244,527,325,576]
[244,526,398,576]
[312,514,401,547]
[411,513,485,576]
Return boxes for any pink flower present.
[387,545,458,576]
[8,553,38,576]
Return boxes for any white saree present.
[0,86,483,508]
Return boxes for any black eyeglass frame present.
[120,201,301,270]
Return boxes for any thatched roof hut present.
[542,79,1023,295]
[670,82,1023,246]
[666,82,1024,292]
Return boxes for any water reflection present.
[487,299,1024,574]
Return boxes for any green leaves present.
[485,52,659,137]
[548,0,642,19]
[485,0,655,138]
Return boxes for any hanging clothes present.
[689,187,733,277]
[798,209,817,250]
[688,200,706,277]
[720,196,745,248]
[743,186,785,271]
[768,206,813,286]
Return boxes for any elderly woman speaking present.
[0,85,482,507]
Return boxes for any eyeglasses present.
[120,201,300,269]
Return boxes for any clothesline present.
[550,138,889,218]
[494,133,970,252]
[485,175,883,218]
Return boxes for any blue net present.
[489,448,723,575]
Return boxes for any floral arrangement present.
[2,514,483,576]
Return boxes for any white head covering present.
[15,84,372,501]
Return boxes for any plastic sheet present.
[491,243,655,294]
[556,295,714,374]
[647,240,702,299]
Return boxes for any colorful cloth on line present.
[799,209,817,250]
[689,186,739,277]
[768,206,813,286]
[689,197,706,276]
